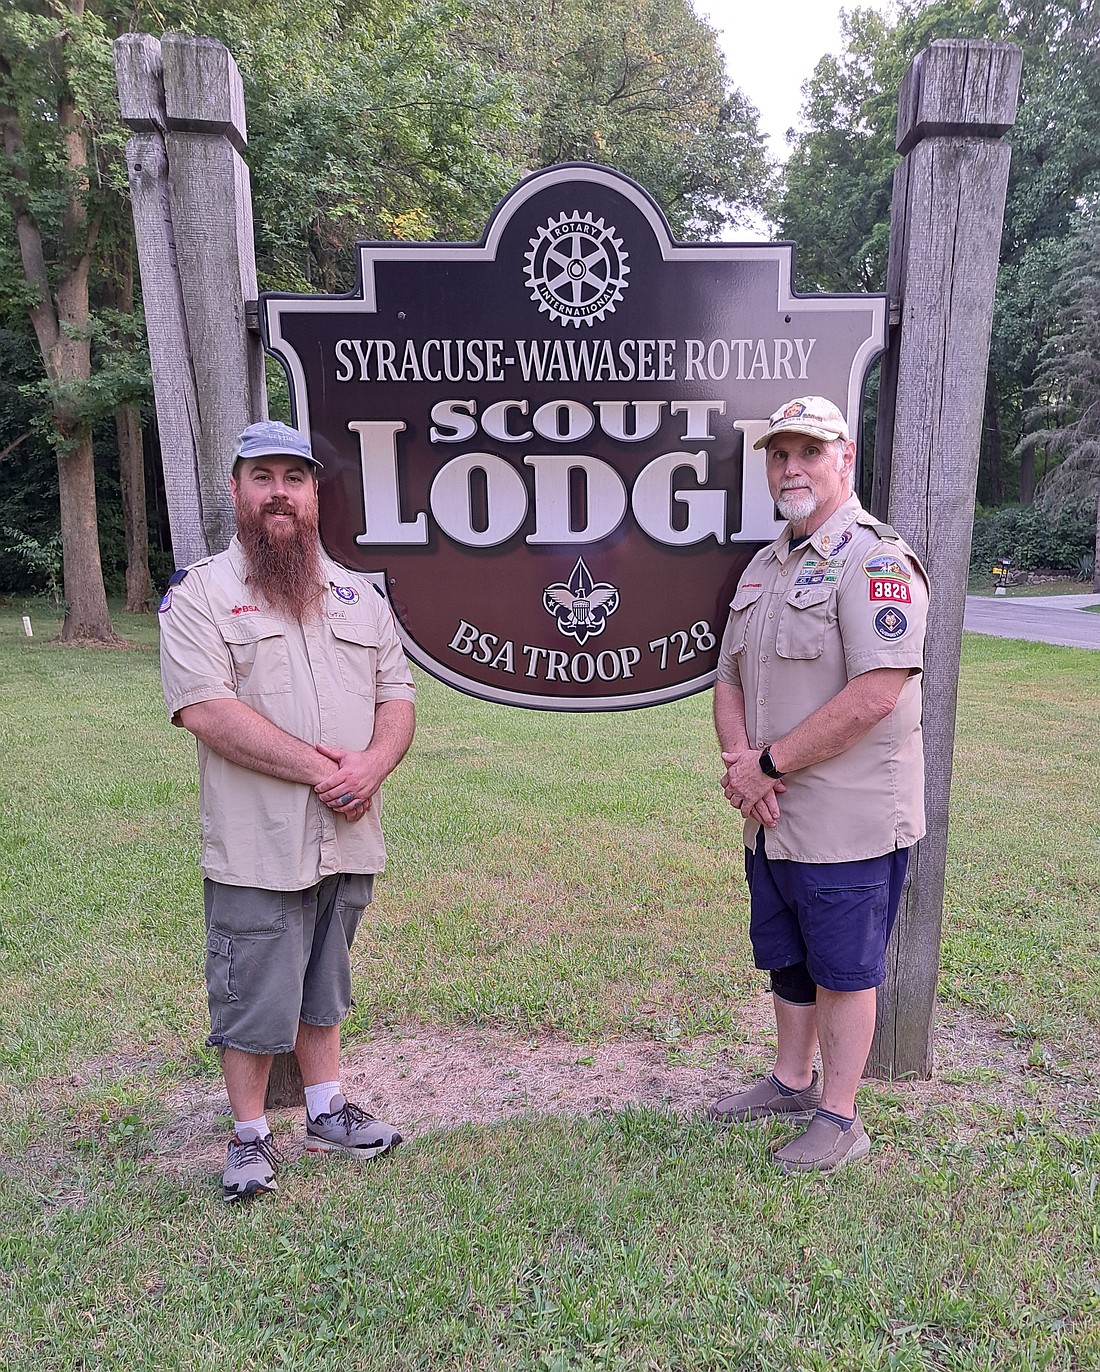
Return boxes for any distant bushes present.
[970,503,1095,574]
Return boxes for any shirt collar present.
[767,493,863,564]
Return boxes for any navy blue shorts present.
[744,833,910,992]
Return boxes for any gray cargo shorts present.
[202,872,375,1055]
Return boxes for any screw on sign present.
[262,164,886,710]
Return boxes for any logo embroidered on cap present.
[874,606,908,639]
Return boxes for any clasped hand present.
[313,744,383,822]
[719,748,785,829]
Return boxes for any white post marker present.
[22,616,32,636]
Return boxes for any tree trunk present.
[1018,436,1036,504]
[116,404,151,612]
[2,15,115,644]
[983,372,1005,505]
[1094,492,1100,593]
[57,433,115,642]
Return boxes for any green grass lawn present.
[1,603,1097,1370]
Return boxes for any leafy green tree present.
[775,1,1005,295]
[0,0,125,639]
[461,0,771,239]
[773,0,1100,507]
[1019,205,1100,588]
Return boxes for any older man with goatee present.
[159,420,416,1202]
[708,396,928,1173]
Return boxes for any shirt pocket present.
[328,620,379,699]
[776,584,834,660]
[218,616,291,696]
[726,583,765,655]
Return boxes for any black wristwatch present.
[759,746,785,779]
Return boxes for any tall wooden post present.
[115,33,266,564]
[869,40,1022,1078]
[116,35,301,1108]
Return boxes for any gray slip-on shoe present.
[772,1111,871,1174]
[707,1070,822,1124]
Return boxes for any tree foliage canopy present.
[0,0,770,601]
[773,0,1100,505]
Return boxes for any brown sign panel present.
[262,165,885,710]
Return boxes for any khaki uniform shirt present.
[716,494,929,863]
[159,539,416,890]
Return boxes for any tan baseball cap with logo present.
[752,396,850,450]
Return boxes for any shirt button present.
[780,569,788,577]
[768,611,775,619]
[761,654,768,663]
[758,697,766,705]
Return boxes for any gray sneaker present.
[772,1111,871,1174]
[222,1128,280,1202]
[305,1094,403,1159]
[707,1070,822,1124]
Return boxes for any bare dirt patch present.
[149,1001,1099,1183]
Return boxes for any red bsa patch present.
[868,578,912,604]
[231,604,260,615]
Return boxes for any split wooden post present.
[114,33,266,564]
[869,40,1022,1078]
[116,35,300,1108]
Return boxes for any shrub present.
[970,503,1095,573]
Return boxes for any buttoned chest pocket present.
[725,583,765,655]
[219,616,291,696]
[776,584,835,660]
[328,620,379,698]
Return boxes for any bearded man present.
[159,420,416,1201]
[708,396,929,1172]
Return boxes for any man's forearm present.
[767,668,908,775]
[714,678,750,753]
[178,699,334,786]
[363,700,416,782]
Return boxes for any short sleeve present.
[369,595,416,704]
[158,572,237,723]
[838,542,929,678]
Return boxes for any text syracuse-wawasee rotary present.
[333,336,818,386]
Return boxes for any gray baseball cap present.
[233,420,323,468]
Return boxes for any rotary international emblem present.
[542,558,621,643]
[524,212,629,328]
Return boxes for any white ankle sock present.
[305,1081,341,1120]
[234,1114,269,1138]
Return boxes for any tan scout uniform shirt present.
[717,494,929,863]
[159,538,416,890]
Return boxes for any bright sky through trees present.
[694,0,898,160]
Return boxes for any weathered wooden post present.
[116,34,301,1107]
[115,33,265,564]
[870,40,1022,1077]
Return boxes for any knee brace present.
[769,961,817,1005]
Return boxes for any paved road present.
[963,593,1100,649]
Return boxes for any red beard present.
[235,495,325,623]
